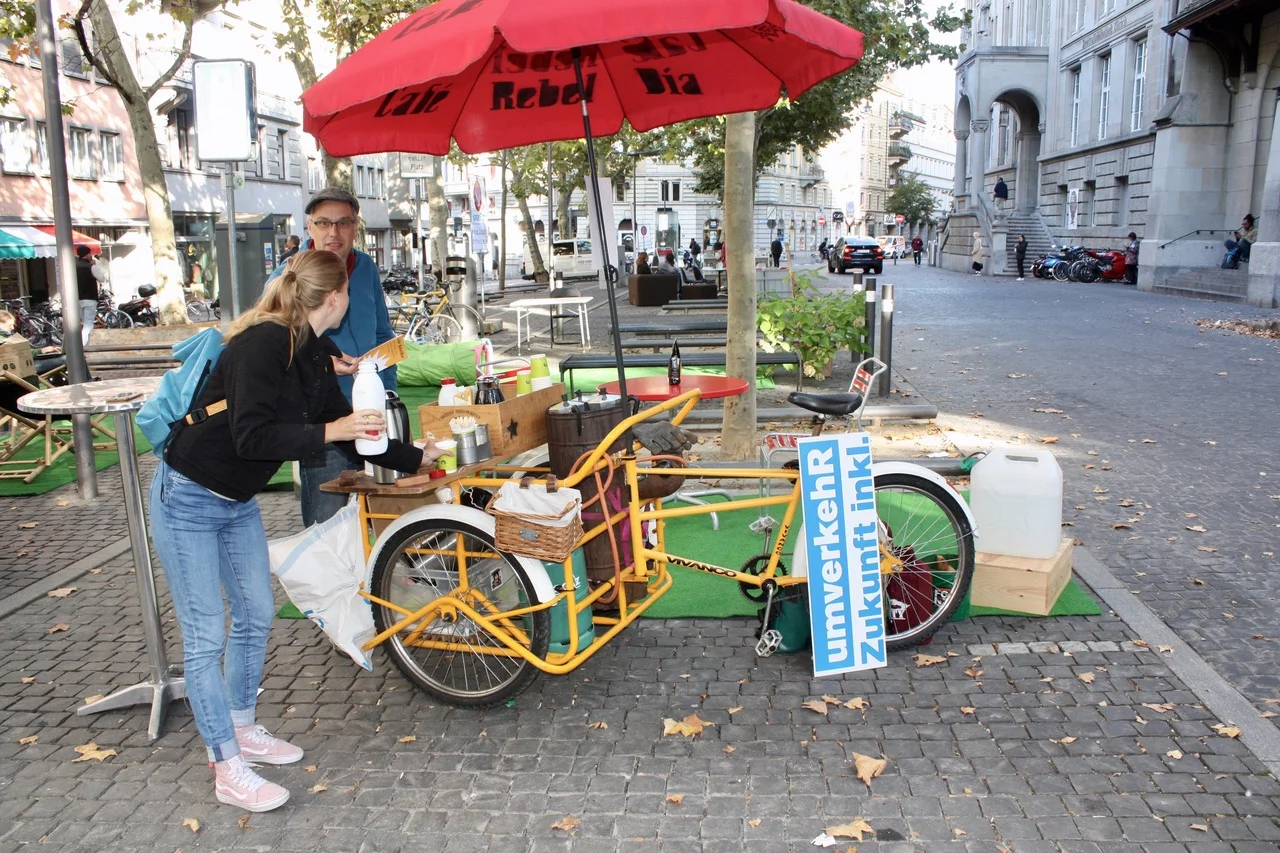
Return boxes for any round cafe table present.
[19,376,185,742]
[596,374,749,401]
[596,374,750,530]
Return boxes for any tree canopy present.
[886,171,938,228]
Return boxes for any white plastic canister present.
[969,447,1063,559]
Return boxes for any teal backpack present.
[137,327,226,458]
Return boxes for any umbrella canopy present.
[33,226,102,256]
[0,226,57,260]
[302,0,863,156]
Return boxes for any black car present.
[828,237,883,275]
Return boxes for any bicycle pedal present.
[755,629,782,657]
[750,516,777,535]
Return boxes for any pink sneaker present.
[214,755,289,812]
[235,724,304,765]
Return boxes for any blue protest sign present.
[797,432,885,676]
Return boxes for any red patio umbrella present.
[302,0,864,397]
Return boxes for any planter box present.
[970,537,1073,615]
[418,382,564,459]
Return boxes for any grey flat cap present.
[305,186,360,216]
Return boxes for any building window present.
[0,117,32,173]
[659,180,680,202]
[375,168,385,199]
[60,38,90,79]
[255,124,266,176]
[34,120,48,173]
[1072,0,1086,32]
[163,107,195,170]
[615,181,625,203]
[277,129,289,180]
[308,156,322,191]
[1069,69,1081,147]
[1099,0,1116,15]
[100,131,123,181]
[69,126,95,179]
[1130,40,1147,132]
[1097,54,1111,141]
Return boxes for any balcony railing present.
[887,142,912,163]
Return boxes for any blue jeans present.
[299,444,350,527]
[149,461,273,761]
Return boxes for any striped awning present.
[0,226,103,259]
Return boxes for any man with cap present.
[271,186,398,526]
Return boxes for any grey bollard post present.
[877,283,894,397]
[850,270,864,293]
[863,276,877,364]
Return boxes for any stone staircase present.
[1150,267,1249,303]
[999,212,1057,275]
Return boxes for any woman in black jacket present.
[1015,235,1028,280]
[149,250,434,813]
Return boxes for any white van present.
[877,235,907,259]
[523,237,596,280]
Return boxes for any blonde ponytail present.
[224,250,348,350]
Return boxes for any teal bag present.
[136,326,225,457]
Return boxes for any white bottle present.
[352,360,388,456]
[438,377,458,406]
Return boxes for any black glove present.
[633,421,699,456]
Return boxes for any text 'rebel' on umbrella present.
[303,0,863,401]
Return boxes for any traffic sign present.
[895,213,905,224]
[818,216,826,225]
[845,201,856,215]
[832,211,844,223]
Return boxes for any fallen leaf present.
[48,623,69,634]
[843,697,868,710]
[236,814,252,830]
[1112,522,1133,530]
[308,782,328,793]
[1157,645,1174,653]
[827,818,876,841]
[1040,436,1060,444]
[722,745,735,754]
[1093,486,1109,494]
[913,653,947,667]
[1051,736,1077,744]
[82,694,104,704]
[1193,578,1205,585]
[1118,498,1136,507]
[960,706,976,715]
[398,735,416,743]
[1196,546,1218,553]
[748,818,761,828]
[666,794,684,805]
[1142,703,1175,714]
[852,752,887,788]
[1132,639,1150,648]
[1190,823,1209,832]
[1033,407,1063,413]
[588,721,608,730]
[18,735,37,745]
[1141,439,1157,444]
[1166,749,1183,759]
[803,699,830,714]
[1078,672,1096,684]
[550,816,582,832]
[727,706,744,714]
[954,828,967,837]
[1212,724,1242,738]
[46,587,76,598]
[17,522,37,529]
[963,666,984,678]
[20,676,34,684]
[182,817,199,833]
[1186,525,1207,533]
[304,764,317,772]
[72,741,116,762]
[15,549,27,557]
[662,714,711,737]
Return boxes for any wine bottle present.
[667,340,682,386]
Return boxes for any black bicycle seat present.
[787,391,864,417]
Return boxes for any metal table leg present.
[77,411,185,741]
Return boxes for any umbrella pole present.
[572,50,628,402]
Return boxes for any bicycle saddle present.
[787,391,864,417]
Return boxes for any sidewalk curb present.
[1073,547,1280,778]
[0,536,131,621]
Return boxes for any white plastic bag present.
[268,501,375,671]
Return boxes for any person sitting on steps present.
[1222,214,1257,269]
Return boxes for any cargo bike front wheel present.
[368,515,551,708]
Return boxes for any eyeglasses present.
[311,217,357,230]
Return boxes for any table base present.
[78,666,186,742]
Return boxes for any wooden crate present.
[0,337,36,378]
[418,382,564,459]
[970,537,1074,616]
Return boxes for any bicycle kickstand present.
[755,581,782,657]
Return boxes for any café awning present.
[0,225,103,259]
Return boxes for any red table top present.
[598,374,749,401]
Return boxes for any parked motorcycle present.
[119,284,158,326]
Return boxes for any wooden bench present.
[613,319,728,337]
[665,298,727,312]
[83,324,216,377]
[558,351,802,394]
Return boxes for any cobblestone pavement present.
[3,265,1280,851]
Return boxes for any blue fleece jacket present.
[268,247,396,398]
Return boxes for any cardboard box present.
[970,537,1074,615]
[0,336,36,379]
[419,382,564,459]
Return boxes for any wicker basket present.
[488,476,584,563]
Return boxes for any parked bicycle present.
[0,296,61,349]
[398,278,484,345]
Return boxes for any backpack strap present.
[183,399,226,425]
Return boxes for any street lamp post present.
[627,149,660,268]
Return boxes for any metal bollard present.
[863,276,877,364]
[877,283,894,397]
[850,270,864,293]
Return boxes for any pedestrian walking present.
[971,231,985,275]
[993,175,1009,215]
[1014,235,1027,280]
[911,235,924,265]
[1124,232,1139,285]
[148,250,439,813]
[75,245,106,345]
[770,236,783,268]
